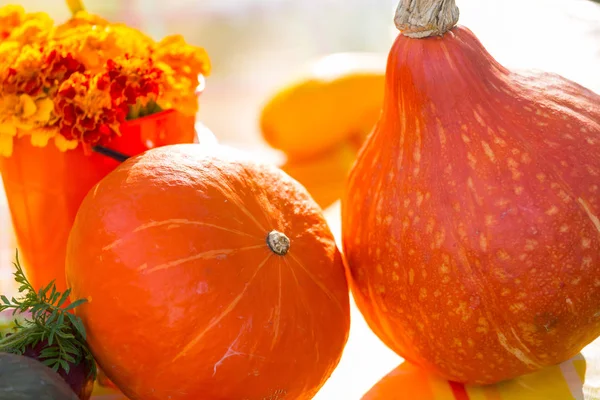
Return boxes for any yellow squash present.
[260,52,385,161]
[280,136,361,209]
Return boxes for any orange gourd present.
[281,136,363,209]
[361,356,590,399]
[260,52,385,161]
[66,143,350,400]
[342,0,600,385]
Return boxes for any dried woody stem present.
[394,0,459,38]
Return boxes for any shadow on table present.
[362,354,587,400]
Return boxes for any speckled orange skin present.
[66,144,350,400]
[342,26,600,384]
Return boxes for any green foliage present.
[127,98,164,120]
[0,251,96,377]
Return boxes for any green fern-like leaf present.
[0,250,97,378]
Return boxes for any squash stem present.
[66,0,86,16]
[394,0,459,38]
[266,230,290,255]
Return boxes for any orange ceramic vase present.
[0,109,197,293]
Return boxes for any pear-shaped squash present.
[342,0,600,385]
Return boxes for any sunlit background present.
[5,0,600,150]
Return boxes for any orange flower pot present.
[0,110,198,293]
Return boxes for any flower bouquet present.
[0,2,211,294]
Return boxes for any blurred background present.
[4,0,600,150]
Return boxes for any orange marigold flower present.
[153,35,211,116]
[0,93,55,157]
[55,71,120,146]
[0,46,46,96]
[52,13,154,74]
[43,48,86,92]
[1,46,85,99]
[0,5,24,40]
[99,56,163,103]
[156,64,200,117]
[8,12,54,45]
[55,56,163,146]
[0,41,23,76]
[110,25,154,59]
[0,5,53,45]
[0,6,211,155]
[154,34,211,78]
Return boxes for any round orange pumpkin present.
[342,0,600,386]
[66,143,351,400]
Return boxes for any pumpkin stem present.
[266,230,290,256]
[394,0,459,38]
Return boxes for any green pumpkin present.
[0,352,78,400]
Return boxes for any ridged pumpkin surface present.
[66,144,350,400]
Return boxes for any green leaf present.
[47,331,55,346]
[41,280,55,299]
[48,286,57,303]
[50,290,61,305]
[55,330,75,340]
[64,298,87,311]
[57,289,71,307]
[56,312,64,328]
[87,359,98,378]
[39,347,60,359]
[59,359,70,374]
[66,313,87,340]
[47,322,59,346]
[31,331,43,341]
[0,251,97,380]
[62,352,76,363]
[30,303,46,319]
[41,358,57,367]
[46,310,58,326]
[62,343,79,356]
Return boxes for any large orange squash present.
[342,0,600,385]
[66,143,351,400]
